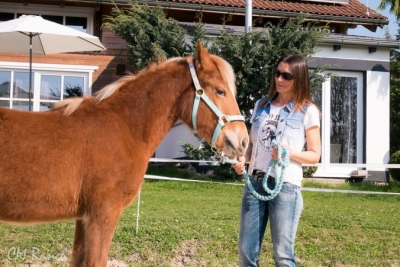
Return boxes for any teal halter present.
[187,58,245,150]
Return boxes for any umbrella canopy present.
[0,15,106,54]
[0,15,106,110]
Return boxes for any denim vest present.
[248,97,309,186]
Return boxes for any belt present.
[251,170,273,182]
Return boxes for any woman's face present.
[275,62,294,95]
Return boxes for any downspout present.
[245,0,252,33]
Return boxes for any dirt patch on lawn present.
[1,258,128,267]
[170,239,207,267]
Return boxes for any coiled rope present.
[221,140,290,201]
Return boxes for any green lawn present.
[0,171,399,266]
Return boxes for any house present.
[0,0,397,182]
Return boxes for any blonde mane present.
[53,55,234,116]
[53,97,86,116]
[95,75,135,102]
[53,75,135,116]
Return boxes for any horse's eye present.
[216,88,226,96]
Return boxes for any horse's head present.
[185,41,249,158]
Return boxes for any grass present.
[0,166,399,266]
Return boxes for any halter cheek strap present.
[187,58,245,150]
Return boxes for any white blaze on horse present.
[0,41,249,267]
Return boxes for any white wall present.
[313,44,388,61]
[314,43,391,177]
[366,71,390,170]
[155,121,201,158]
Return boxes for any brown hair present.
[259,54,312,113]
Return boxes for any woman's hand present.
[232,156,246,175]
[271,142,292,161]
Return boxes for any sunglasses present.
[274,69,294,81]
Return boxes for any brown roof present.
[158,0,388,22]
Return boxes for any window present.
[0,3,94,34]
[40,75,85,111]
[0,71,31,110]
[0,12,14,22]
[0,62,98,111]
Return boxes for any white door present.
[313,71,364,177]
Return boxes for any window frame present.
[316,70,364,177]
[0,61,98,111]
[0,2,95,34]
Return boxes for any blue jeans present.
[238,177,303,267]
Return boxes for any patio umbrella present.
[0,15,106,110]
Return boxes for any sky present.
[347,0,399,38]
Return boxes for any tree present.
[209,16,329,122]
[390,27,400,153]
[104,2,189,72]
[379,0,400,19]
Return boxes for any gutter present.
[323,35,400,48]
[181,21,400,48]
[68,0,388,27]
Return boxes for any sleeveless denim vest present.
[248,96,309,186]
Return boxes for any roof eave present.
[80,0,389,27]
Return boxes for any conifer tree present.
[390,27,400,153]
[209,16,328,122]
[104,2,188,72]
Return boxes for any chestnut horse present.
[0,42,248,266]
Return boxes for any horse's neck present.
[105,63,193,156]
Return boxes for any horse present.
[0,41,249,267]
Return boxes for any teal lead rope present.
[221,140,290,201]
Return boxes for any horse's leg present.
[71,219,85,267]
[83,206,123,267]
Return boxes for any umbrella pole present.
[29,35,32,111]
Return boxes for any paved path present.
[146,175,400,195]
[302,187,400,195]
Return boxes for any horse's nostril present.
[241,137,249,150]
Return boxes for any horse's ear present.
[195,40,212,69]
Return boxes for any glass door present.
[313,71,363,177]
[330,75,362,164]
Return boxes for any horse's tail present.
[53,97,87,116]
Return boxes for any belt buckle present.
[256,170,265,181]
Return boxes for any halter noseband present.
[187,58,245,150]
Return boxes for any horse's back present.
[0,104,142,223]
[0,107,84,222]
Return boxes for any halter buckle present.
[195,88,204,96]
[219,115,230,127]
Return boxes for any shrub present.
[303,166,318,177]
[181,141,241,180]
[388,150,400,182]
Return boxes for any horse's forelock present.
[210,55,237,96]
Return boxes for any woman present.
[233,54,321,267]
